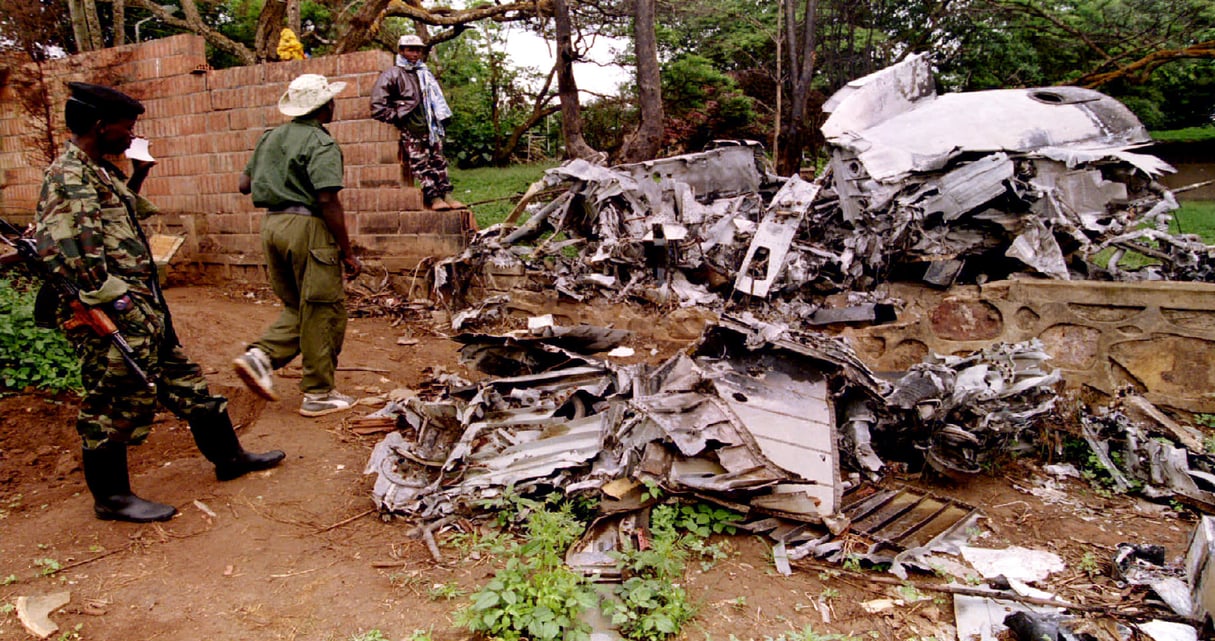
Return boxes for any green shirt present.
[244,117,344,213]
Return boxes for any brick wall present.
[0,34,469,284]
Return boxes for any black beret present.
[67,82,145,120]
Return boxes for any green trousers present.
[252,213,347,394]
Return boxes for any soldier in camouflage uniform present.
[35,82,286,523]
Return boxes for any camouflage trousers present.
[398,129,452,203]
[64,294,225,449]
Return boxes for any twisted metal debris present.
[433,55,1210,322]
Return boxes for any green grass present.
[1151,125,1215,144]
[1092,199,1215,269]
[1174,200,1215,239]
[450,162,560,229]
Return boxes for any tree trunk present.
[255,0,287,61]
[287,0,301,37]
[618,0,662,163]
[552,0,597,160]
[113,0,125,46]
[332,0,392,53]
[82,0,104,49]
[775,0,818,177]
[67,0,102,51]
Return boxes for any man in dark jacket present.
[369,34,458,210]
[36,82,285,523]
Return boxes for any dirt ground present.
[0,286,1198,641]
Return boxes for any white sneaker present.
[233,347,277,401]
[299,390,356,417]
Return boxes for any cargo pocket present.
[302,247,344,304]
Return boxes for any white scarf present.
[396,55,453,145]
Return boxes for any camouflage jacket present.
[35,141,159,306]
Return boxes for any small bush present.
[0,278,80,394]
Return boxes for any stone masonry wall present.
[0,34,470,284]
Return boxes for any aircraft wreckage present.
[361,53,1215,631]
[428,53,1215,414]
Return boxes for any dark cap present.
[67,82,145,121]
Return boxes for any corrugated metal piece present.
[840,485,980,551]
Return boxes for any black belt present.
[267,205,314,216]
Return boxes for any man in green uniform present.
[234,74,363,417]
[36,82,285,523]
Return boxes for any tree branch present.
[381,0,554,26]
[1074,39,1215,88]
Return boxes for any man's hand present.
[131,158,157,175]
[342,253,363,280]
[128,159,156,194]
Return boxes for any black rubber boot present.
[189,409,285,481]
[81,444,177,523]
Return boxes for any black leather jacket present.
[369,66,425,134]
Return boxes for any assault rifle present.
[0,217,154,388]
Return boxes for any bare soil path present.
[0,286,1195,640]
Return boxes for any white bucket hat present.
[398,34,424,48]
[278,74,347,117]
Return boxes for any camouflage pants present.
[65,295,225,449]
[399,130,452,203]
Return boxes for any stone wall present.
[0,34,470,284]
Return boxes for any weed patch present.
[0,277,80,394]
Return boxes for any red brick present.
[177,114,210,136]
[383,188,425,212]
[155,154,190,174]
[228,107,267,131]
[338,50,392,75]
[341,189,371,214]
[161,55,200,77]
[335,96,370,120]
[265,60,302,83]
[212,64,265,90]
[301,56,340,78]
[355,165,399,189]
[204,212,251,235]
[357,211,402,234]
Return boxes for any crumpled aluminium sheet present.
[365,316,1061,532]
[365,316,887,522]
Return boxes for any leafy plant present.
[33,557,61,576]
[457,501,598,641]
[603,575,695,641]
[349,631,389,641]
[604,504,701,641]
[1078,552,1101,577]
[640,480,664,503]
[428,581,467,601]
[0,278,81,394]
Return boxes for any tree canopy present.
[2,0,1212,172]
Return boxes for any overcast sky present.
[499,25,631,98]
